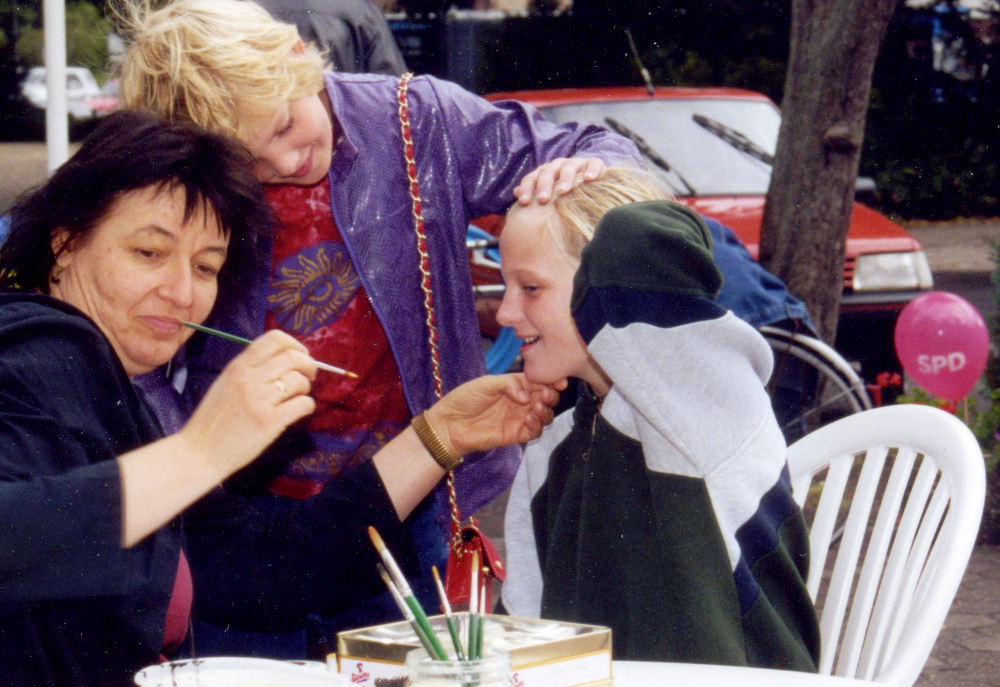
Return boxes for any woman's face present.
[246,93,334,186]
[50,185,229,378]
[496,203,609,395]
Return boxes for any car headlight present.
[853,251,934,291]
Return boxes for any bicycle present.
[761,325,872,442]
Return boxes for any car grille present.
[843,256,856,292]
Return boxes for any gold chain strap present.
[397,73,463,554]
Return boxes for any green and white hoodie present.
[502,202,820,670]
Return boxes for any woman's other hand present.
[426,373,566,457]
[514,157,606,205]
[180,330,317,475]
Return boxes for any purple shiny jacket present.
[140,72,639,516]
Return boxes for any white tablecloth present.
[612,661,877,687]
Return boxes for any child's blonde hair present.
[115,0,326,144]
[544,166,675,260]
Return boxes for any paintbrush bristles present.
[368,526,386,553]
[368,526,414,598]
[315,361,359,378]
[431,566,454,616]
[470,550,480,614]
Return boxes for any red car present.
[477,86,934,378]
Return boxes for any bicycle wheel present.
[760,326,872,443]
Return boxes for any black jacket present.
[0,293,418,687]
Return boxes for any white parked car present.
[20,66,101,119]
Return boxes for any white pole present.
[43,0,69,173]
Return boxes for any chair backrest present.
[787,404,985,686]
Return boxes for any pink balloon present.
[894,291,990,402]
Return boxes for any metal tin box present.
[333,613,612,687]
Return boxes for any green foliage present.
[0,1,40,42]
[636,3,789,103]
[722,55,786,100]
[646,46,714,87]
[16,1,110,75]
[868,140,1000,220]
[644,45,787,103]
[610,3,1000,221]
[896,384,1000,464]
[861,84,1000,220]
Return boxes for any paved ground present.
[4,143,1000,683]
[906,220,1000,320]
[0,143,78,213]
[919,545,1000,687]
[906,220,1000,275]
[886,221,1000,687]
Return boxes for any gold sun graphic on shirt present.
[268,242,361,335]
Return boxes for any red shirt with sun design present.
[263,178,409,496]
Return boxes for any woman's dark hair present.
[0,110,270,305]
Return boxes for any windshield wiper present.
[692,114,774,166]
[604,117,697,196]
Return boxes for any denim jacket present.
[706,217,816,334]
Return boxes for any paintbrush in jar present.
[368,526,447,660]
[377,563,441,659]
[468,550,480,660]
[477,583,487,658]
[431,565,465,661]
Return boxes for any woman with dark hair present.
[0,110,560,687]
[0,109,268,297]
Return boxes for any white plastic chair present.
[787,404,985,686]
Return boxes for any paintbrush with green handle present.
[181,321,358,378]
[368,526,448,660]
[377,564,442,660]
[468,550,480,660]
[432,565,465,661]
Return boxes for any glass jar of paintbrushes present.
[404,647,510,687]
[368,527,510,685]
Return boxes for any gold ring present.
[273,378,289,399]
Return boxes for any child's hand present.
[515,158,606,205]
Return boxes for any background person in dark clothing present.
[256,0,407,74]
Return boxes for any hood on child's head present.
[571,200,723,316]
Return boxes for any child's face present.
[246,93,333,186]
[496,204,609,395]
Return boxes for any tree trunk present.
[759,0,900,345]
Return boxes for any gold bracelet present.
[412,411,463,471]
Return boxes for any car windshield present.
[541,98,781,196]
